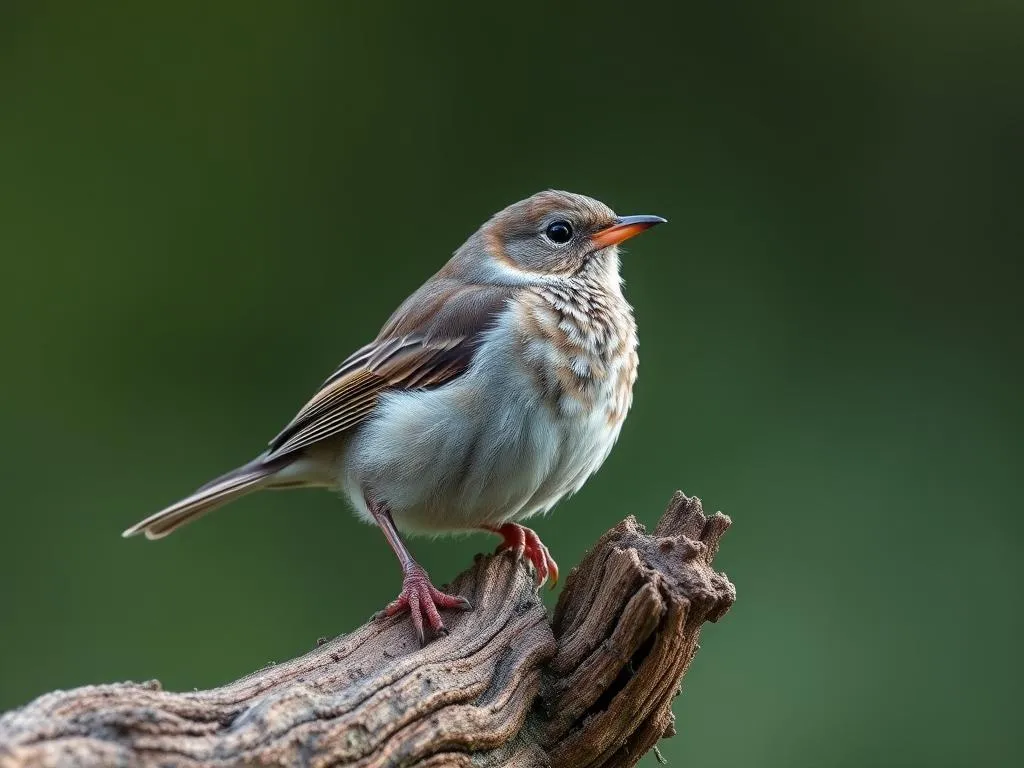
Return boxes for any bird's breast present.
[510,284,638,429]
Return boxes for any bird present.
[123,190,665,643]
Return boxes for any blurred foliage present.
[0,2,1021,766]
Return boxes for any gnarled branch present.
[0,492,735,767]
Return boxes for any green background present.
[1,2,1020,766]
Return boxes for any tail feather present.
[122,459,280,540]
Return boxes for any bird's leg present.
[364,491,472,644]
[482,523,560,588]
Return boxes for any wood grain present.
[0,492,735,767]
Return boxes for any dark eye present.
[545,220,573,244]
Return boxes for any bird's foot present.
[381,564,472,645]
[485,523,560,588]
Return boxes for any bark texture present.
[0,492,735,768]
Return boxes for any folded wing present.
[265,281,513,460]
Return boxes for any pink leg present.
[365,492,472,644]
[483,523,560,588]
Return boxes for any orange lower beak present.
[591,214,667,250]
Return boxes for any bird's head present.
[455,190,665,283]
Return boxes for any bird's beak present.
[591,214,667,250]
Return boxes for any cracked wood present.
[0,492,736,768]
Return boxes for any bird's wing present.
[265,281,512,460]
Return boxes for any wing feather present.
[264,282,513,460]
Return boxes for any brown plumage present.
[123,190,665,644]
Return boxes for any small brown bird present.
[123,190,665,643]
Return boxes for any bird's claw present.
[381,565,471,645]
[490,523,560,589]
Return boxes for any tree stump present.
[0,492,735,767]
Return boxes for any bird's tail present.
[122,457,287,540]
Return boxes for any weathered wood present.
[0,492,735,767]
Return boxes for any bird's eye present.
[544,220,573,245]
